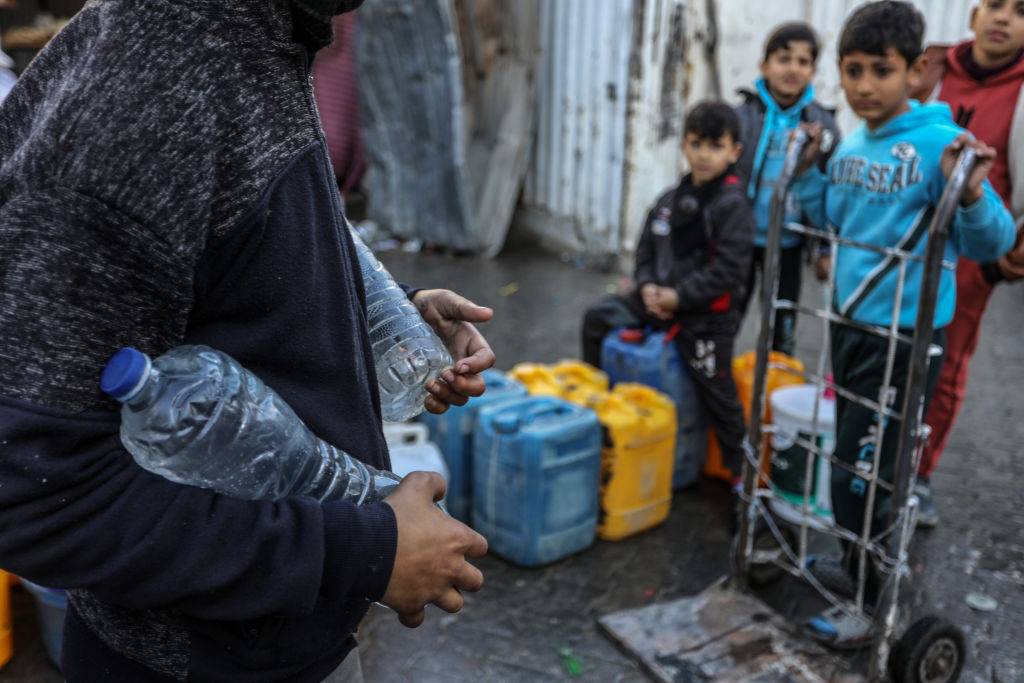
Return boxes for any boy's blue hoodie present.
[746,78,819,247]
[793,101,1015,329]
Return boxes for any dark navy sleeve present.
[0,393,396,620]
[0,192,396,621]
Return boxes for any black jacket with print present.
[634,170,755,331]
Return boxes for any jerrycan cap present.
[823,372,836,400]
[493,413,521,434]
[619,328,645,344]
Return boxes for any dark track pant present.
[829,324,945,605]
[743,244,804,357]
[581,292,747,474]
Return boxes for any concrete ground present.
[3,236,1022,682]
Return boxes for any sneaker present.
[804,605,876,650]
[805,554,856,598]
[914,478,939,529]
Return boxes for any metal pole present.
[868,147,978,680]
[888,146,976,530]
[735,128,808,583]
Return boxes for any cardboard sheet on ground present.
[597,580,859,682]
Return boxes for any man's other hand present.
[381,471,488,627]
[412,289,495,413]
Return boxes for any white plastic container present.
[383,422,450,482]
[769,384,836,521]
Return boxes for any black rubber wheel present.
[889,616,966,683]
[734,517,796,588]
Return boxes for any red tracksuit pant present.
[919,258,995,478]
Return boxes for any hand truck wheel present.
[735,517,796,588]
[888,615,966,683]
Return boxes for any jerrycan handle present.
[487,373,514,391]
[614,384,654,408]
[492,400,573,434]
[382,421,429,447]
[553,361,608,394]
[522,400,573,426]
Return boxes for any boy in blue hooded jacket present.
[735,22,841,356]
[791,0,1015,648]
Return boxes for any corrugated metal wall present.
[620,0,690,255]
[516,0,688,256]
[357,0,539,255]
[517,0,633,255]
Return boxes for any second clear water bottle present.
[348,223,452,422]
[100,345,402,503]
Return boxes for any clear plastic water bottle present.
[348,222,452,422]
[100,345,402,504]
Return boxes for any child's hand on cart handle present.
[941,133,996,207]
[815,254,831,283]
[793,122,828,176]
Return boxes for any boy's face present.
[760,40,817,107]
[970,0,1024,68]
[682,132,742,186]
[839,48,923,130]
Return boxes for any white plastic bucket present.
[769,385,836,517]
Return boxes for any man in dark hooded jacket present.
[0,1,492,680]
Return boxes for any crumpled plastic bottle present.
[100,345,401,503]
[347,221,452,422]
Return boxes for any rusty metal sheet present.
[356,0,538,256]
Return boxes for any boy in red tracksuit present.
[909,0,1024,527]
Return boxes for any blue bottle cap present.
[100,347,151,402]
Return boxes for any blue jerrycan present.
[418,368,529,524]
[472,396,602,567]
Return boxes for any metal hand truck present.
[730,128,972,682]
[599,130,973,682]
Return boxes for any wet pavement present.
[3,235,1022,682]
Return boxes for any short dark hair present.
[838,0,925,66]
[764,22,820,62]
[683,101,741,142]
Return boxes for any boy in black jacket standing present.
[582,101,755,478]
[735,22,840,357]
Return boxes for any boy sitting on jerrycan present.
[582,101,756,490]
